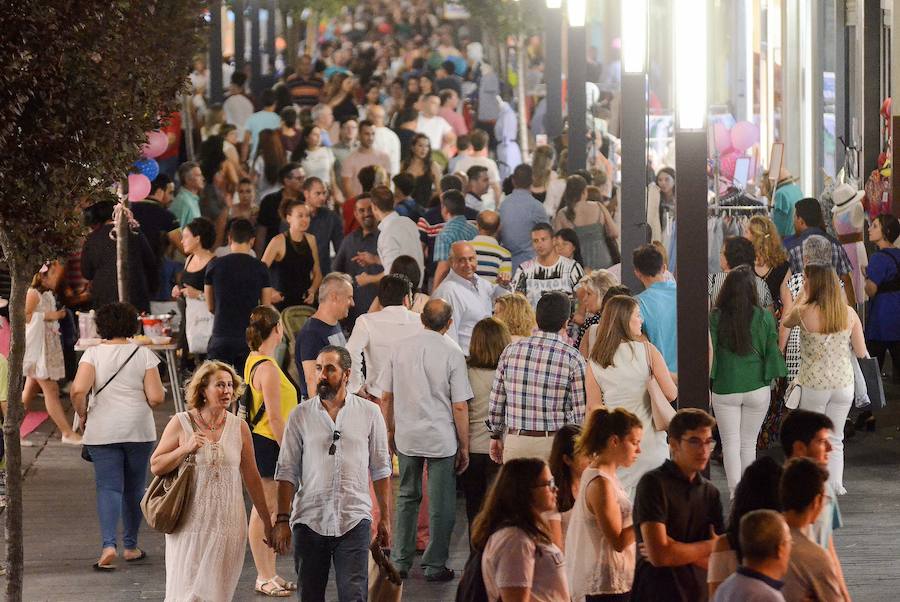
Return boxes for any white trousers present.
[711,386,771,495]
[798,384,854,494]
[503,433,555,464]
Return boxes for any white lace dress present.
[165,412,247,602]
[565,468,635,599]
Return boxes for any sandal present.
[273,576,297,591]
[255,578,291,597]
[124,549,146,562]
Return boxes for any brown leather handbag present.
[140,414,198,534]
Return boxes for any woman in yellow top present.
[244,306,299,597]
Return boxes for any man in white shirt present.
[340,120,392,200]
[453,129,502,207]
[273,346,392,601]
[416,93,455,152]
[346,274,422,399]
[433,242,497,355]
[223,71,254,141]
[378,299,471,582]
[353,185,425,288]
[368,104,401,178]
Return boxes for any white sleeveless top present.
[565,467,635,597]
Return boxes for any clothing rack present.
[709,203,770,213]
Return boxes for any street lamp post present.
[234,0,246,74]
[544,0,563,140]
[674,0,710,411]
[619,0,649,291]
[209,1,224,103]
[566,0,587,174]
[250,0,262,96]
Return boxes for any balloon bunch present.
[127,131,169,201]
[712,121,759,179]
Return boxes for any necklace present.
[195,409,227,432]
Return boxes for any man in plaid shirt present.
[488,291,587,463]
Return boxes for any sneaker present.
[424,567,455,582]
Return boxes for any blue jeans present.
[293,519,370,602]
[86,441,155,550]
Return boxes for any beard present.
[317,380,339,400]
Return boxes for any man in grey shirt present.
[273,346,392,601]
[378,299,472,582]
[713,510,791,601]
[779,458,845,602]
[498,164,549,272]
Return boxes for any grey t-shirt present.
[782,527,844,602]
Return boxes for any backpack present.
[238,358,270,430]
[455,548,489,602]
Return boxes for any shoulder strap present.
[247,357,273,428]
[94,346,141,397]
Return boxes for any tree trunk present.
[116,201,129,304]
[516,35,529,160]
[3,261,33,602]
[305,11,317,58]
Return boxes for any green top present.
[710,306,787,394]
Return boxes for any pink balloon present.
[141,131,169,159]
[720,151,741,180]
[714,122,732,154]
[730,121,759,152]
[128,173,152,201]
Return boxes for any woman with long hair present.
[462,318,511,527]
[553,175,618,270]
[151,361,271,601]
[253,129,286,200]
[707,456,783,597]
[710,268,786,496]
[172,217,217,366]
[745,215,792,317]
[278,106,302,156]
[546,424,589,552]
[493,293,537,342]
[783,264,868,494]
[291,124,338,197]
[586,295,677,496]
[199,134,239,246]
[401,133,442,208]
[472,458,570,602]
[530,144,557,204]
[567,408,643,602]
[368,255,430,313]
[553,228,585,267]
[325,73,360,124]
[656,166,676,235]
[244,306,299,597]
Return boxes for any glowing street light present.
[621,0,647,74]
[567,0,585,28]
[674,0,707,130]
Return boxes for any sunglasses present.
[328,430,342,456]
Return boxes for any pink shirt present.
[482,527,569,602]
[440,107,469,137]
[340,148,392,198]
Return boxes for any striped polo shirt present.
[470,234,512,284]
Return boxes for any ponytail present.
[246,305,281,351]
[576,407,643,457]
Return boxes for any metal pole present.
[266,0,277,74]
[234,0,246,74]
[250,0,262,97]
[674,129,709,411]
[860,0,880,183]
[545,6,563,140]
[566,24,587,173]
[834,0,846,177]
[620,72,648,292]
[208,1,224,103]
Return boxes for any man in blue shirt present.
[633,244,678,373]
[241,88,281,162]
[498,165,548,272]
[432,190,477,289]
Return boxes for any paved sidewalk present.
[11,395,900,601]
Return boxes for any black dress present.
[409,172,434,208]
[761,261,790,314]
[272,234,314,310]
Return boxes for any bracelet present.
[275,518,290,525]
[276,513,290,520]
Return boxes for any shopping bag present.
[184,298,213,354]
[368,543,402,602]
[857,357,886,410]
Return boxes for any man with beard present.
[273,345,391,601]
[333,196,381,325]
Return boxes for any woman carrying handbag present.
[150,360,273,602]
[584,294,677,498]
[70,303,166,571]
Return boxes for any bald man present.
[470,210,512,284]
[432,241,503,354]
[368,104,401,177]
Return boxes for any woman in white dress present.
[150,361,273,602]
[584,294,677,497]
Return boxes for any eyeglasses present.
[328,430,341,456]
[680,437,717,451]
[533,478,557,490]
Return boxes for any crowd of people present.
[6,1,897,601]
